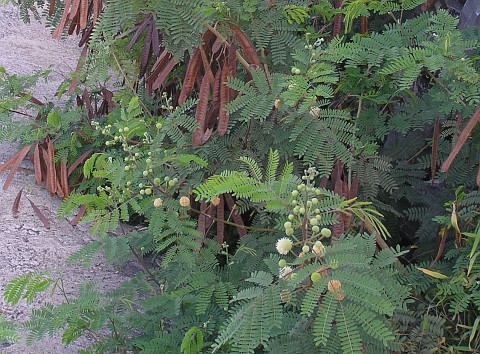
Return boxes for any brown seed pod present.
[53,0,72,39]
[192,74,210,147]
[69,0,81,20]
[48,0,56,16]
[178,49,202,105]
[46,139,57,194]
[33,144,43,185]
[217,64,230,136]
[229,23,260,67]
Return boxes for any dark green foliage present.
[3,0,480,353]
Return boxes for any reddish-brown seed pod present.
[79,0,88,29]
[178,49,202,105]
[205,69,222,129]
[92,0,102,25]
[152,57,176,90]
[53,0,72,39]
[192,74,210,147]
[216,195,225,244]
[46,139,57,194]
[59,161,69,198]
[332,0,343,37]
[227,41,238,100]
[224,194,247,237]
[48,0,56,16]
[441,107,480,173]
[71,204,86,225]
[229,23,260,67]
[69,0,81,20]
[140,21,153,78]
[33,144,43,185]
[218,64,230,136]
[360,15,368,34]
[2,144,32,191]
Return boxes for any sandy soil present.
[0,4,129,353]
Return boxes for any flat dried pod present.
[178,49,201,105]
[477,161,480,188]
[197,201,207,238]
[26,197,51,229]
[205,69,222,128]
[59,161,69,198]
[53,0,72,39]
[228,41,238,100]
[431,118,440,184]
[146,50,170,86]
[218,64,230,136]
[78,25,93,47]
[151,18,160,57]
[140,19,154,78]
[68,46,88,95]
[199,47,215,87]
[68,150,92,176]
[229,23,260,67]
[92,0,102,25]
[3,144,33,191]
[41,148,52,194]
[224,193,247,237]
[19,92,44,106]
[12,188,23,218]
[441,107,480,173]
[33,144,43,185]
[127,16,151,51]
[202,128,213,144]
[360,15,368,34]
[332,0,343,37]
[0,150,21,175]
[71,204,86,225]
[48,0,56,16]
[79,0,88,29]
[67,13,79,35]
[192,74,210,147]
[69,0,81,20]
[55,174,64,198]
[216,195,225,244]
[82,89,94,120]
[46,139,57,194]
[151,57,176,90]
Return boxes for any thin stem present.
[0,106,36,118]
[425,69,467,107]
[260,48,272,88]
[203,22,251,71]
[189,207,276,233]
[118,223,164,289]
[111,51,156,120]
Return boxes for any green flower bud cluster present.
[285,167,328,240]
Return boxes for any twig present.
[425,69,467,107]
[189,206,276,233]
[203,22,251,72]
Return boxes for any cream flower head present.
[276,237,293,255]
[279,266,293,279]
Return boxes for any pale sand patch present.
[0,5,130,353]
